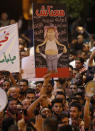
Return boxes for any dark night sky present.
[0,0,95,33]
[0,0,22,20]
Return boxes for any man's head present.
[1,12,8,21]
[55,92,66,105]
[8,87,19,99]
[75,92,84,105]
[19,79,28,93]
[77,35,84,44]
[46,80,54,95]
[40,108,52,118]
[59,114,69,128]
[3,80,11,92]
[75,57,84,70]
[8,98,18,114]
[69,51,76,62]
[36,81,43,93]
[42,117,58,131]
[26,88,36,103]
[52,99,63,115]
[70,84,77,94]
[73,68,78,77]
[22,98,31,110]
[70,102,81,120]
[82,44,89,52]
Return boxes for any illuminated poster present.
[33,4,69,78]
[0,24,20,72]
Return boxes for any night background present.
[0,0,95,33]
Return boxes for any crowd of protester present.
[0,11,95,131]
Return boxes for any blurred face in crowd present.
[46,83,53,94]
[19,81,28,93]
[20,50,29,58]
[40,98,50,108]
[80,51,87,60]
[36,82,43,93]
[8,87,19,99]
[19,44,24,51]
[41,108,52,118]
[77,35,84,43]
[70,84,77,94]
[56,94,66,105]
[26,93,35,102]
[52,102,63,115]
[10,19,16,24]
[3,81,10,91]
[1,12,8,21]
[76,95,83,105]
[82,44,89,52]
[55,88,64,94]
[8,100,18,114]
[69,53,76,61]
[73,69,78,77]
[75,60,83,70]
[69,67,73,79]
[59,117,69,127]
[70,106,79,120]
[62,117,69,126]
[22,99,31,110]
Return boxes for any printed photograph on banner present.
[33,4,69,78]
[0,24,20,72]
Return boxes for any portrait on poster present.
[33,4,69,77]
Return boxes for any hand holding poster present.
[33,4,69,78]
[0,23,20,72]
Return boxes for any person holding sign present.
[36,26,67,73]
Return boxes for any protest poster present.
[21,55,35,80]
[0,23,20,72]
[33,4,69,78]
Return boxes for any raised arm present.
[84,96,91,129]
[27,95,47,118]
[9,72,17,86]
[40,73,51,95]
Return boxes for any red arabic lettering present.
[36,10,48,16]
[0,31,9,46]
[35,5,65,17]
[47,6,52,15]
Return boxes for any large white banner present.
[0,23,20,72]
